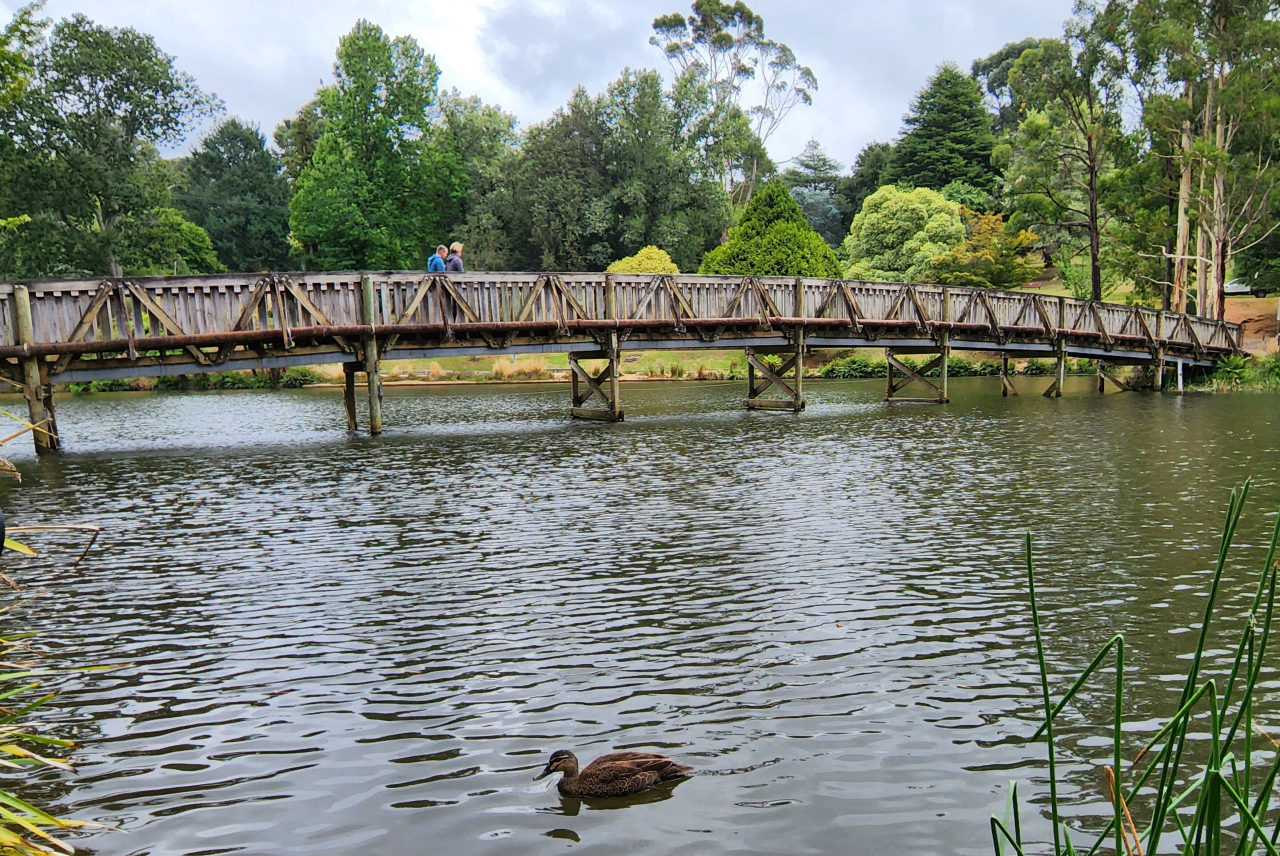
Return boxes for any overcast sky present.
[2,0,1075,167]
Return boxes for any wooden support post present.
[1177,359,1184,395]
[343,361,358,431]
[1000,353,1019,397]
[360,274,382,435]
[745,334,804,411]
[1097,360,1106,393]
[569,337,622,421]
[1044,343,1066,398]
[938,286,950,404]
[885,348,946,403]
[1155,312,1166,391]
[885,348,895,400]
[13,285,59,454]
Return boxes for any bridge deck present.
[0,272,1244,450]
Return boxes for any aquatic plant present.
[0,611,108,855]
[994,480,1280,856]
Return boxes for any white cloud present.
[1,0,1073,163]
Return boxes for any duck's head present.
[535,750,579,780]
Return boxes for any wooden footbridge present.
[0,272,1243,452]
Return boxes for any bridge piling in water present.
[359,274,382,435]
[12,285,59,453]
[0,272,1244,451]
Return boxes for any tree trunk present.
[1209,72,1228,321]
[1195,220,1210,316]
[1088,168,1102,302]
[1172,85,1194,313]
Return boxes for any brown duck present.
[534,749,692,797]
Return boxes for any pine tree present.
[887,63,997,192]
[698,180,840,277]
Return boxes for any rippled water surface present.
[2,378,1278,856]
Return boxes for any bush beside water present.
[72,367,323,393]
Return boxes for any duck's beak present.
[534,765,553,781]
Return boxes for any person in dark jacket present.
[445,242,464,272]
[427,245,447,272]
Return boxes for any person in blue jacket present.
[428,245,447,272]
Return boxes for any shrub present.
[279,366,323,388]
[607,246,680,274]
[1021,359,1052,376]
[821,355,883,379]
[1256,351,1280,386]
[1212,354,1251,388]
[698,181,841,278]
[842,185,963,282]
[88,378,132,392]
[152,375,187,391]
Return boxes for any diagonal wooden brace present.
[568,345,622,421]
[126,282,211,364]
[886,353,943,399]
[214,276,271,363]
[52,281,113,375]
[284,280,352,352]
[745,351,798,399]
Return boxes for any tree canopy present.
[886,63,998,192]
[0,12,219,278]
[698,179,840,277]
[289,20,463,270]
[177,118,291,272]
[842,185,964,283]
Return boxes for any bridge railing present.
[0,273,1243,357]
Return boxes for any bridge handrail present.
[0,272,1244,357]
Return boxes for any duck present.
[534,749,692,798]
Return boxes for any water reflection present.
[0,378,1274,855]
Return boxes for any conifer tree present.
[887,63,997,192]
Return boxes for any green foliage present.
[836,141,895,228]
[821,354,883,378]
[1003,18,1126,302]
[116,206,225,275]
[928,209,1044,289]
[176,118,290,272]
[997,487,1279,856]
[515,70,729,272]
[273,98,324,187]
[698,180,840,277]
[971,38,1040,137]
[788,187,844,247]
[1213,355,1251,388]
[886,63,997,192]
[1234,230,1280,297]
[289,20,464,270]
[939,180,993,213]
[0,2,46,110]
[842,185,963,282]
[781,138,843,195]
[0,12,218,279]
[279,366,322,388]
[607,245,680,274]
[650,1,811,204]
[1052,246,1121,300]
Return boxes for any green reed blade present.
[1026,533,1062,856]
[993,817,1027,856]
[1219,772,1280,856]
[1029,635,1123,742]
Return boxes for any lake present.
[1,378,1277,855]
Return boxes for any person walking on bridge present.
[428,245,447,273]
[446,242,464,272]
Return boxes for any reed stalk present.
[995,480,1280,856]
